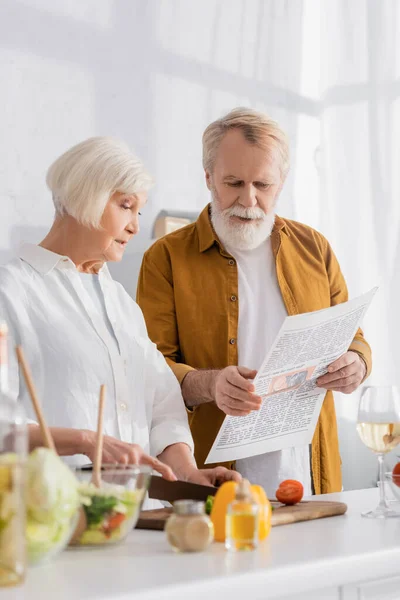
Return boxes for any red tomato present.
[392,462,400,487]
[107,512,126,530]
[276,480,304,505]
[103,512,126,537]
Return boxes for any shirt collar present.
[18,244,72,275]
[195,203,288,253]
[196,205,217,253]
[18,244,110,277]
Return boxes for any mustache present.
[210,189,272,224]
[222,205,266,220]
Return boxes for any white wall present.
[0,0,314,292]
[1,0,398,490]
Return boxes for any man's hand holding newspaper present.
[317,351,367,393]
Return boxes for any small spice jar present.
[165,500,214,553]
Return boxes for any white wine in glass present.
[357,386,400,518]
[357,423,400,454]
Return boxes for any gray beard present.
[210,198,275,251]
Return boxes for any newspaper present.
[205,287,377,464]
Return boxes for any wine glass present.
[357,385,400,518]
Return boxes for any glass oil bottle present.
[225,478,259,551]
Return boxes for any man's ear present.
[205,170,212,191]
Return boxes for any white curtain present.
[276,0,400,489]
[317,0,400,489]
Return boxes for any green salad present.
[74,482,144,545]
[205,495,214,515]
[26,448,80,564]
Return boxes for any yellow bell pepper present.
[211,480,272,542]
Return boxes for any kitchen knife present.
[148,475,218,502]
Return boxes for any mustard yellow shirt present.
[137,205,372,494]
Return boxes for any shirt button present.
[229,338,236,345]
[120,402,127,411]
[228,259,235,266]
[230,295,237,302]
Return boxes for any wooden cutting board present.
[136,500,347,531]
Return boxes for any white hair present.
[46,137,154,228]
[203,107,290,177]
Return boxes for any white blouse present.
[0,245,194,468]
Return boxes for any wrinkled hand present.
[184,466,241,487]
[214,366,262,416]
[317,351,366,394]
[82,431,176,480]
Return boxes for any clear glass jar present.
[165,500,214,553]
[0,324,27,587]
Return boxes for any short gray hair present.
[46,137,153,228]
[202,107,290,176]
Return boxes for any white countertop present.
[4,488,400,600]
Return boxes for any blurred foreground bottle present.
[225,478,259,552]
[0,323,27,587]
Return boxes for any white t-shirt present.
[223,238,312,498]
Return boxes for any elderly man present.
[137,108,372,496]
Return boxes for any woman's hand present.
[82,430,176,480]
[157,443,241,487]
[184,465,242,487]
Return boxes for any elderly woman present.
[0,137,238,496]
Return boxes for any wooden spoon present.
[16,346,56,452]
[91,384,106,488]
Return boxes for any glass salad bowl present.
[71,465,151,546]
